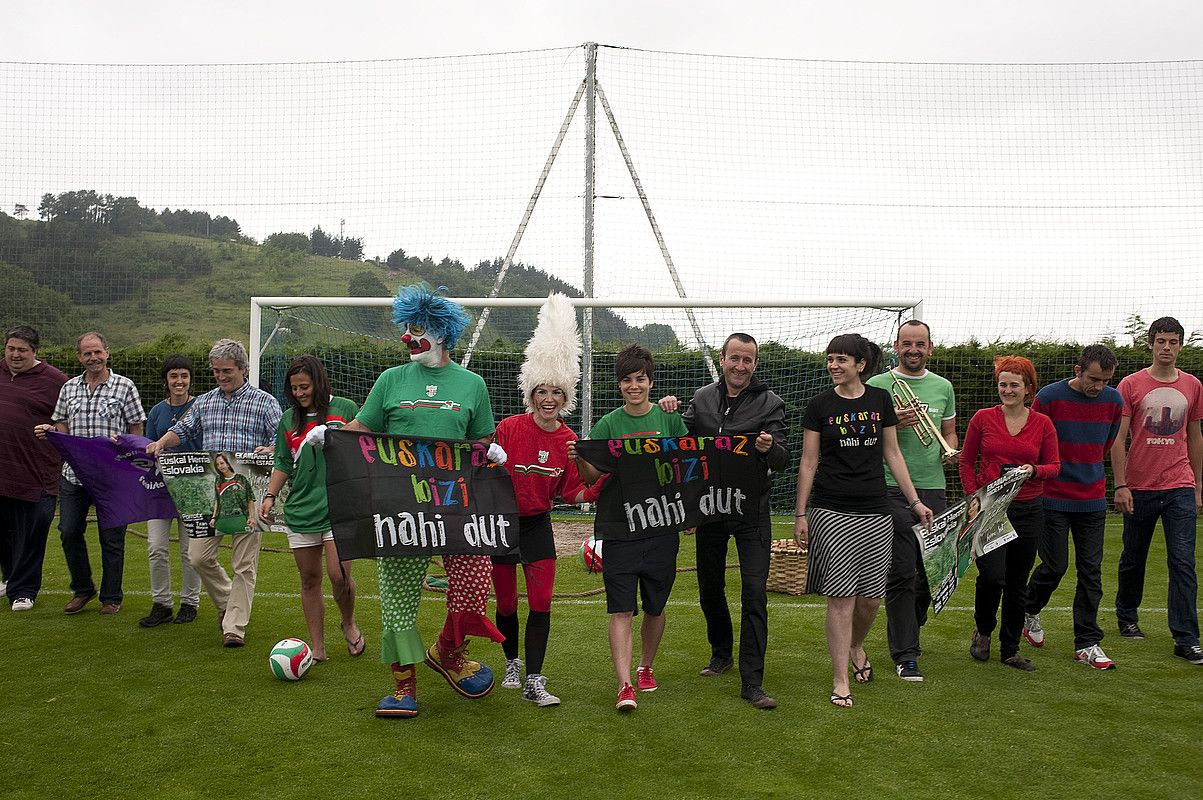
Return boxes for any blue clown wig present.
[390,284,472,350]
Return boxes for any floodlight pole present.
[582,42,598,432]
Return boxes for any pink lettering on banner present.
[359,434,377,464]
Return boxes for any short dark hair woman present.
[794,333,933,708]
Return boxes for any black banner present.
[324,428,519,559]
[576,435,762,540]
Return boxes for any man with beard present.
[866,320,957,682]
[1,325,67,611]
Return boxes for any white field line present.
[26,588,1172,614]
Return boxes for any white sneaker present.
[1022,613,1045,647]
[12,598,34,612]
[522,674,561,707]
[1074,644,1116,670]
[502,657,523,689]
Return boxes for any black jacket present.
[681,377,790,510]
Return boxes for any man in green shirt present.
[865,320,958,682]
[571,344,688,712]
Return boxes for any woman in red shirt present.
[959,355,1059,671]
[491,294,587,708]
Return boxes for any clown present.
[322,284,506,717]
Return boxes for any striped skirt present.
[805,506,893,598]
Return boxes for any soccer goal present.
[250,295,921,512]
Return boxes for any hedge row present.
[34,337,1201,511]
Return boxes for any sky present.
[4,2,1202,348]
[6,1,1202,64]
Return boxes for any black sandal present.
[851,652,874,684]
[830,693,853,708]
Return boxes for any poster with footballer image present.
[916,468,1027,613]
[158,450,286,538]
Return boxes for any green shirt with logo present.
[357,361,495,441]
[866,368,956,490]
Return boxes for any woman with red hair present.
[959,355,1060,671]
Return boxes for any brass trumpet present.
[890,373,960,461]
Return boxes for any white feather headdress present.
[518,293,581,414]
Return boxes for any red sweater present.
[1,360,69,502]
[959,405,1061,502]
[495,413,587,516]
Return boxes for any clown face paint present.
[401,324,446,368]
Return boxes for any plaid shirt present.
[172,381,282,452]
[53,370,146,484]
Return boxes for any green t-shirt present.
[273,396,359,534]
[214,473,253,535]
[866,368,956,490]
[356,361,495,441]
[589,404,689,441]
[588,404,690,522]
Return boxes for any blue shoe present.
[375,665,418,718]
[375,693,418,718]
[425,642,495,698]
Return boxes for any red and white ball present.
[579,535,603,573]
[269,637,314,681]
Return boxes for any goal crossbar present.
[249,295,923,384]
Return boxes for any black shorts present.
[602,533,680,615]
[491,513,555,565]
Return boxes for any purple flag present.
[47,432,178,528]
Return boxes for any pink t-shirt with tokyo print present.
[1118,368,1203,491]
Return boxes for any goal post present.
[250,294,922,513]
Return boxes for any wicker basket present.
[766,538,809,596]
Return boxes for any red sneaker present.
[1073,644,1117,670]
[636,665,658,692]
[616,682,637,711]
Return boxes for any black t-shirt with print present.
[801,385,897,514]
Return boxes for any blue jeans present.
[58,478,127,605]
[1115,488,1198,647]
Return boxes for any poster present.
[575,434,762,540]
[916,468,1028,613]
[158,450,279,538]
[323,429,519,559]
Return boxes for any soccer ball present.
[579,535,603,573]
[269,637,314,681]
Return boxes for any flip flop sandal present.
[830,693,853,708]
[851,653,874,684]
[345,632,366,657]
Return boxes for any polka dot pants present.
[378,553,501,666]
[443,554,492,614]
[378,555,430,634]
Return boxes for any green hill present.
[0,191,678,349]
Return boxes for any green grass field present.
[2,516,1200,800]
